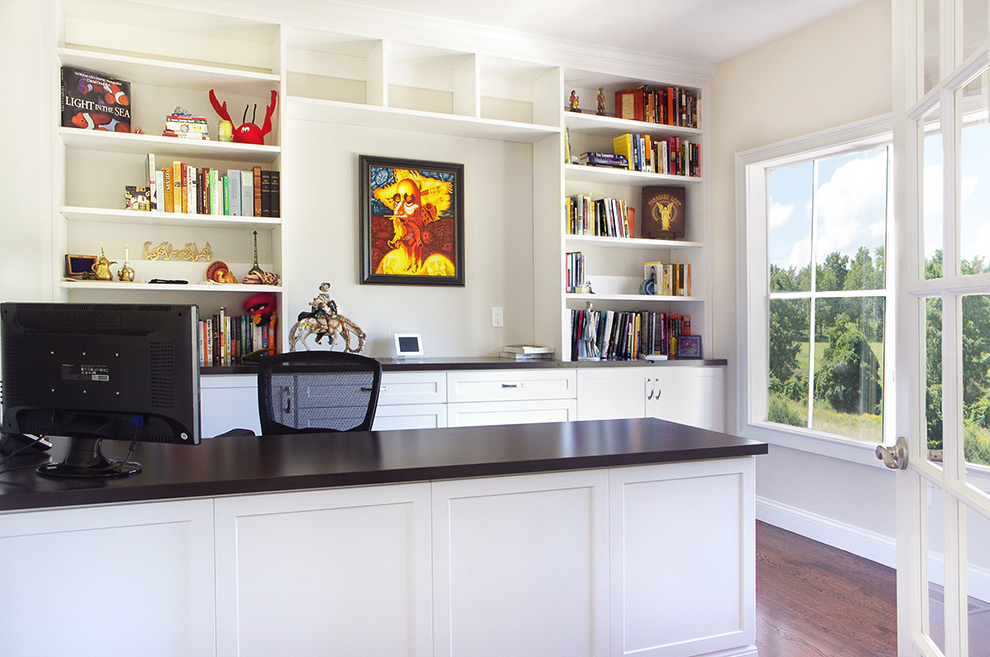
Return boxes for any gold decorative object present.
[144,241,212,262]
[206,261,238,284]
[91,248,116,280]
[288,282,366,353]
[117,245,135,281]
[242,230,280,286]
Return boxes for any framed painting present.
[360,155,464,286]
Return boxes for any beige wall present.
[709,0,896,542]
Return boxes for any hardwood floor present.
[757,521,990,657]
[756,521,897,657]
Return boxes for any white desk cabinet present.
[651,366,725,432]
[609,458,755,657]
[0,499,217,657]
[432,470,610,657]
[199,365,719,433]
[577,366,725,431]
[200,374,261,437]
[214,483,434,657]
[0,454,758,657]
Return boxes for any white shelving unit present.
[49,0,711,364]
[52,1,284,365]
[539,69,710,360]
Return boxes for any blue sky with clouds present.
[769,122,990,277]
[768,148,888,274]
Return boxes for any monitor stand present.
[35,414,142,479]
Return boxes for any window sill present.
[738,421,891,470]
[740,421,990,492]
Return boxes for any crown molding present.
[157,0,716,83]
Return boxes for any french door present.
[892,2,990,656]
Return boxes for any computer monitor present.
[0,302,201,478]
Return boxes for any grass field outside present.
[768,393,990,467]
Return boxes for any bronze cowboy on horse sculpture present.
[288,282,367,353]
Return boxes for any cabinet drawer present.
[447,399,578,427]
[372,403,448,431]
[446,369,577,403]
[379,371,447,406]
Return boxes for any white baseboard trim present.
[756,496,897,569]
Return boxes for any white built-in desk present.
[0,418,764,657]
[200,357,727,437]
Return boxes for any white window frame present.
[735,115,896,466]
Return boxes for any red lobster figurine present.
[208,89,277,145]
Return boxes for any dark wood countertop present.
[0,419,765,512]
[203,357,728,375]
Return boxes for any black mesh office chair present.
[257,351,382,434]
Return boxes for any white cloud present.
[768,201,793,229]
[816,152,888,259]
[789,238,811,270]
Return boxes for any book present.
[641,186,685,239]
[614,88,644,121]
[61,66,131,132]
[253,166,262,217]
[146,153,157,211]
[162,166,173,213]
[578,152,628,168]
[270,170,280,218]
[503,345,554,354]
[499,351,553,360]
[172,161,183,213]
[240,170,253,217]
[564,123,571,163]
[261,169,272,217]
[124,185,150,210]
[228,169,241,216]
[612,134,634,171]
[154,169,165,211]
[644,261,663,294]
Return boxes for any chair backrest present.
[257,351,382,435]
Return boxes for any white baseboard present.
[756,496,897,569]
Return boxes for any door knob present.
[875,436,909,470]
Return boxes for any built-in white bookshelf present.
[50,0,711,362]
[53,1,284,364]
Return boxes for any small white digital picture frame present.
[394,333,423,358]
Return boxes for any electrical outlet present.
[491,307,504,328]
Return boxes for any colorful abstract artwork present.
[360,156,464,286]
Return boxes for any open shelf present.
[284,96,559,144]
[58,129,280,162]
[60,206,280,229]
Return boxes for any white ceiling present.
[332,0,870,65]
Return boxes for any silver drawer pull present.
[501,383,524,389]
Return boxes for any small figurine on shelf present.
[288,282,366,353]
[568,90,581,113]
[208,89,277,145]
[91,248,115,281]
[205,261,238,284]
[117,246,135,282]
[596,87,606,116]
[241,292,279,360]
